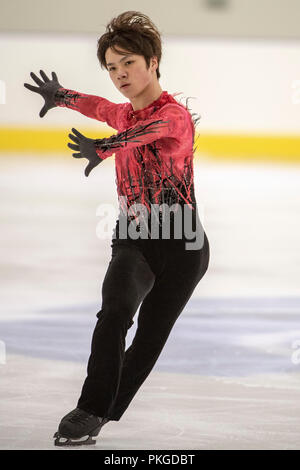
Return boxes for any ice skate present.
[53,407,109,447]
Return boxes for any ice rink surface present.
[1,155,300,450]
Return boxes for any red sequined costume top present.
[55,88,199,218]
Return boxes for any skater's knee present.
[96,303,134,328]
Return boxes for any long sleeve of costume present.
[54,87,120,130]
[93,104,193,161]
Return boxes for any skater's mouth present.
[121,83,130,89]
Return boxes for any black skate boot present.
[53,407,109,446]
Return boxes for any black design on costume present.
[93,120,170,153]
[55,89,88,108]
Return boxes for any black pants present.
[77,217,210,421]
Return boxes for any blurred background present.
[0,0,300,450]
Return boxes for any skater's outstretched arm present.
[70,103,191,156]
[24,70,120,129]
[67,104,192,177]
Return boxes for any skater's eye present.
[108,61,133,72]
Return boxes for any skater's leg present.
[77,243,155,417]
[107,233,210,421]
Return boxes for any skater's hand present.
[24,70,63,118]
[68,128,104,177]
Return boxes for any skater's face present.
[105,47,158,98]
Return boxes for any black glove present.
[68,128,104,177]
[24,70,62,118]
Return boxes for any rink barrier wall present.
[0,127,300,162]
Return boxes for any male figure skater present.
[24,10,210,446]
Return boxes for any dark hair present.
[97,11,162,80]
